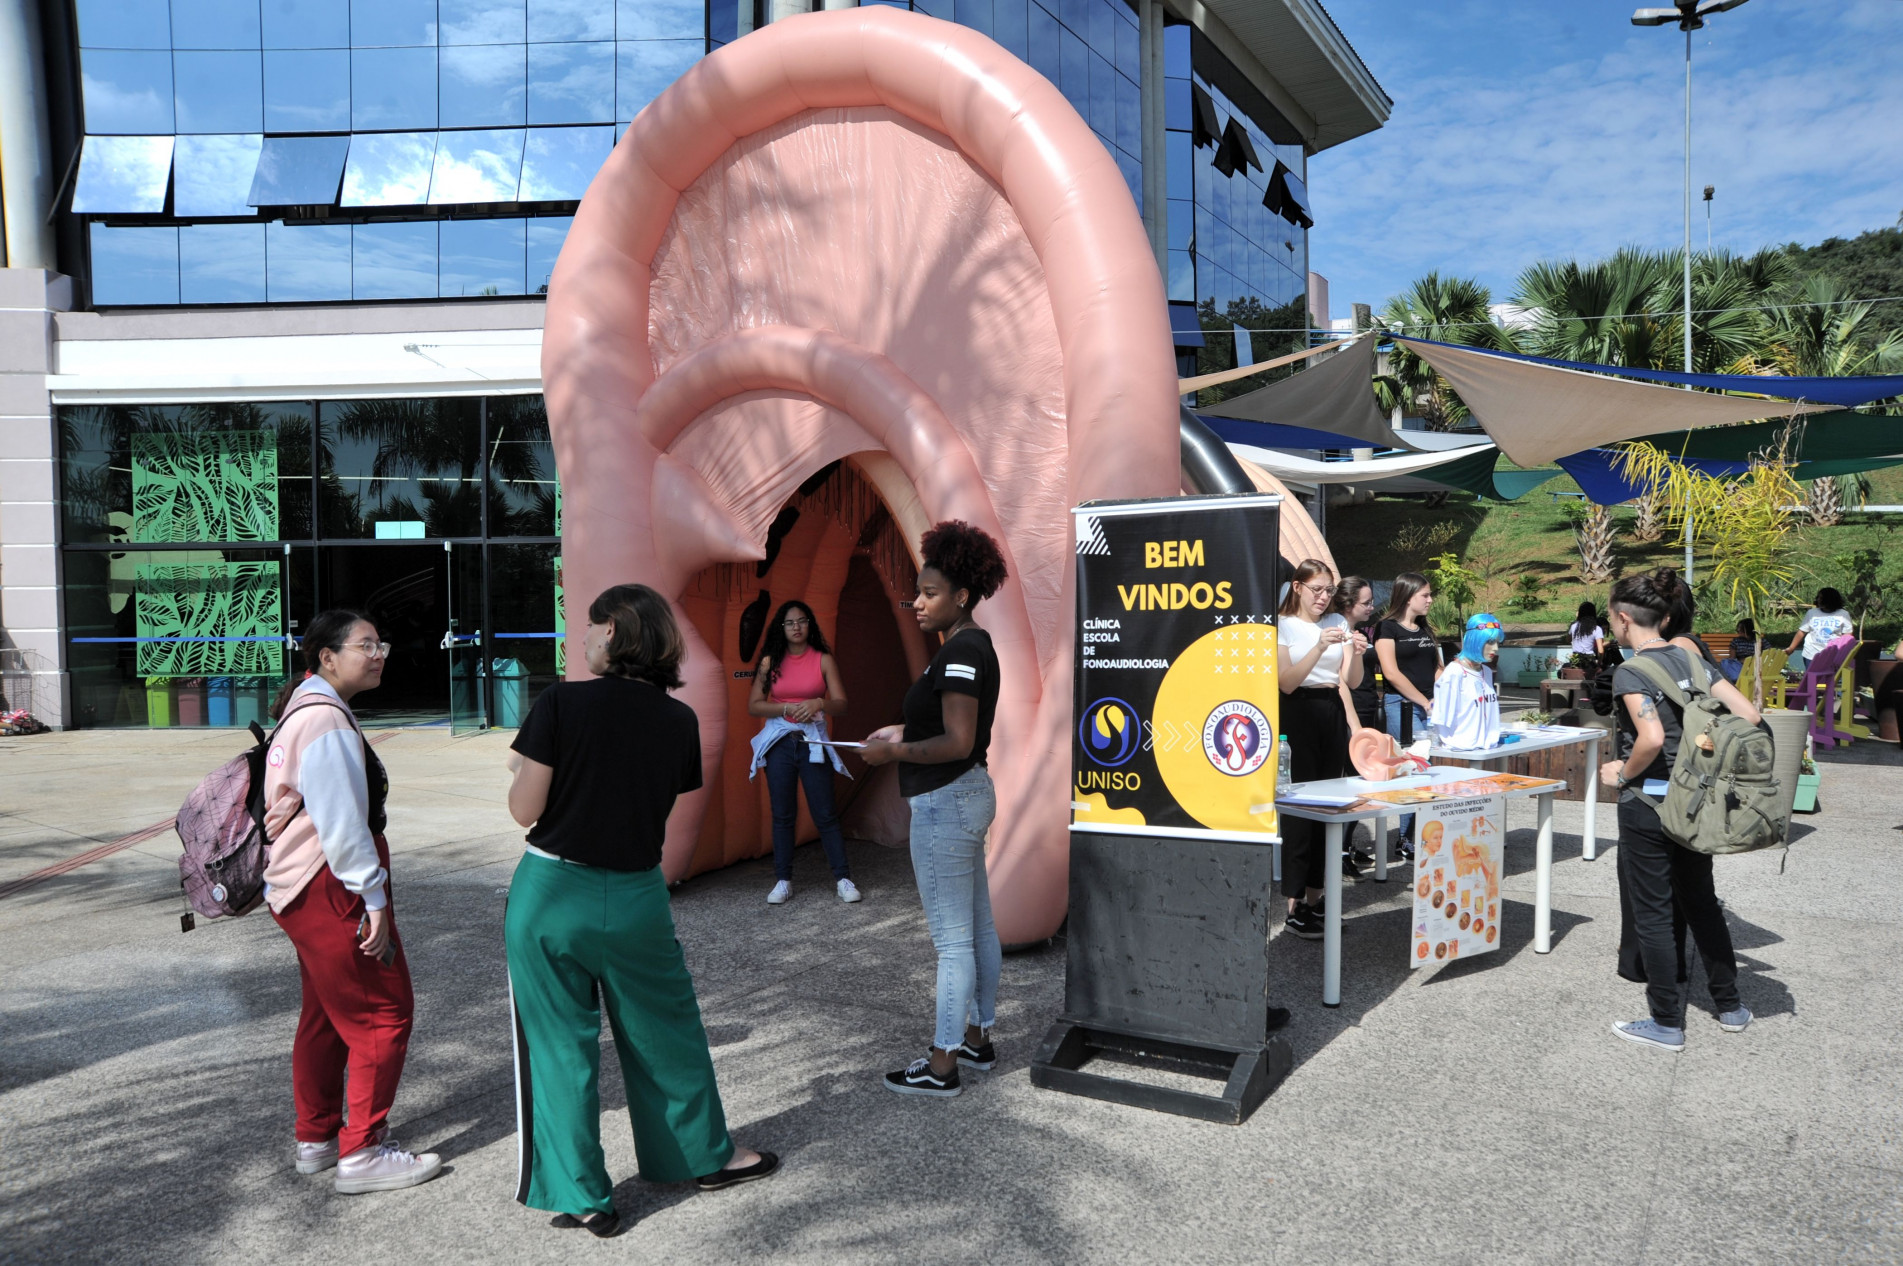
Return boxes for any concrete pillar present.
[1138,0,1167,276]
[0,268,70,726]
[820,0,857,9]
[768,0,812,22]
[0,0,59,270]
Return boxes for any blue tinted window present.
[1162,21,1187,77]
[1164,76,1188,131]
[616,40,699,120]
[526,215,570,292]
[430,128,525,202]
[351,48,437,128]
[171,0,260,48]
[1086,49,1112,139]
[1166,130,1190,199]
[1058,27,1085,103]
[266,221,349,299]
[350,0,434,45]
[249,134,348,203]
[1087,0,1111,54]
[529,0,610,40]
[1114,68,1136,153]
[707,0,737,45]
[341,131,437,204]
[82,50,175,133]
[992,0,1025,60]
[441,44,528,127]
[1167,197,1191,250]
[91,226,180,303]
[72,135,175,213]
[1113,8,1135,77]
[77,0,172,48]
[528,41,613,124]
[180,223,266,302]
[264,49,348,130]
[1027,2,1059,86]
[173,133,262,214]
[518,125,611,199]
[953,0,991,39]
[174,51,263,132]
[1167,249,1193,303]
[1116,146,1139,213]
[1058,0,1086,37]
[440,217,526,295]
[615,0,698,39]
[262,0,348,47]
[442,0,524,42]
[352,221,439,298]
[914,0,950,19]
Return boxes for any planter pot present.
[1516,670,1549,688]
[1559,667,1586,680]
[1761,708,1811,840]
[1792,771,1821,814]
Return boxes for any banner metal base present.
[1030,1020,1290,1125]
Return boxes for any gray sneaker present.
[1611,1018,1685,1052]
[295,1138,338,1174]
[1717,1006,1753,1033]
[334,1137,443,1194]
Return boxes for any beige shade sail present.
[1198,334,1424,451]
[1178,336,1351,395]
[1232,458,1336,574]
[1227,440,1494,485]
[1397,337,1835,467]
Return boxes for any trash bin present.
[145,678,175,727]
[490,658,529,727]
[176,678,207,726]
[235,678,266,730]
[207,677,235,727]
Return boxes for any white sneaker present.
[836,878,863,903]
[334,1137,443,1194]
[295,1138,338,1174]
[767,880,792,905]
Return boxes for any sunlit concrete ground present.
[3,724,1900,1264]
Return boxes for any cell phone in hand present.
[357,911,397,966]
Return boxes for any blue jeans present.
[764,733,851,882]
[907,766,1001,1051]
[1384,695,1431,839]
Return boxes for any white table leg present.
[1534,792,1554,955]
[1323,821,1343,1006]
[1582,732,1601,862]
[1373,813,1389,882]
[1272,835,1282,886]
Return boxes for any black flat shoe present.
[696,1150,780,1191]
[551,1211,623,1238]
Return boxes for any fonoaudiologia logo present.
[1201,700,1270,777]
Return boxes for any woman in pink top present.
[745,600,856,905]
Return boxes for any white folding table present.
[1430,725,1607,860]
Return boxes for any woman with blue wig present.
[1432,613,1504,751]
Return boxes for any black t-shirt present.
[510,676,703,870]
[899,627,1000,798]
[1611,646,1691,803]
[1376,617,1440,697]
[1349,622,1380,717]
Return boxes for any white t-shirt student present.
[1797,607,1852,661]
[1277,612,1350,687]
[1569,623,1604,656]
[1431,659,1500,751]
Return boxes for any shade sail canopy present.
[1201,334,1423,451]
[1197,412,1392,453]
[1415,445,1564,502]
[1396,336,1836,466]
[1559,448,1903,505]
[1630,410,1903,462]
[1227,441,1495,485]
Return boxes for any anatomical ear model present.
[541,8,1180,942]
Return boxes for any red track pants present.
[272,835,413,1156]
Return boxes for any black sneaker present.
[1342,852,1366,881]
[1396,836,1415,862]
[1284,903,1324,940]
[883,1056,962,1097]
[953,1035,996,1070]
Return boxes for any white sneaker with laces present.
[295,1138,338,1174]
[767,880,792,905]
[334,1137,443,1194]
[836,878,862,903]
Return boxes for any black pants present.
[1614,799,1741,1027]
[1282,686,1350,899]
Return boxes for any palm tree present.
[1377,273,1506,431]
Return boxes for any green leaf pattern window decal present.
[132,431,280,543]
[134,562,284,678]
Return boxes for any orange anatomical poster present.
[1410,795,1504,968]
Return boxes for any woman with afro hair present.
[861,519,1010,1098]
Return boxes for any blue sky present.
[1307,0,1903,317]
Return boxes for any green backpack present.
[1623,653,1788,856]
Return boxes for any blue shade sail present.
[526,215,571,292]
[89,225,180,304]
[81,50,175,133]
[262,0,349,48]
[72,135,175,213]
[518,125,610,200]
[616,0,701,40]
[171,0,262,48]
[173,51,264,133]
[265,221,350,300]
[264,49,349,131]
[180,223,267,302]
[172,133,263,215]
[430,129,526,203]
[530,0,612,42]
[528,41,614,124]
[248,134,349,204]
[351,48,438,129]
[341,132,438,206]
[441,0,525,43]
[350,0,435,45]
[440,44,529,127]
[352,221,440,299]
[76,0,172,48]
[440,217,527,296]
[615,41,699,120]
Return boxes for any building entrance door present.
[319,544,451,725]
[445,542,487,733]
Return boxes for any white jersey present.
[1431,660,1500,751]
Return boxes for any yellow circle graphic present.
[1151,623,1280,832]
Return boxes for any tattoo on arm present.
[1636,697,1657,720]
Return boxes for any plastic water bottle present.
[1277,734,1292,789]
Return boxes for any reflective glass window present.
[1163,21,1187,77]
[180,223,267,302]
[615,41,699,121]
[174,51,264,133]
[1058,26,1085,105]
[76,0,173,48]
[352,221,439,299]
[518,125,610,200]
[1114,69,1136,154]
[350,48,438,129]
[442,0,525,43]
[248,134,349,204]
[953,0,991,39]
[89,225,180,305]
[318,398,481,538]
[1167,248,1193,303]
[341,132,437,206]
[440,217,526,295]
[1116,146,1139,213]
[1166,130,1191,199]
[1167,197,1191,249]
[172,133,262,215]
[1086,0,1112,55]
[488,543,561,701]
[529,0,611,42]
[265,220,350,300]
[528,41,613,124]
[616,0,699,39]
[72,135,175,213]
[526,215,570,292]
[1165,76,1188,131]
[991,0,1026,61]
[1114,9,1135,78]
[264,49,349,131]
[430,129,525,203]
[82,50,175,134]
[350,0,435,45]
[262,0,348,48]
[1058,0,1086,37]
[707,0,737,45]
[441,44,529,127]
[171,0,261,48]
[1027,2,1059,87]
[915,0,950,20]
[486,396,555,535]
[1087,49,1112,140]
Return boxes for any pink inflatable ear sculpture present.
[541,7,1180,943]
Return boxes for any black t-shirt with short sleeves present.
[899,626,1000,798]
[510,676,703,870]
[1610,645,1691,803]
[1376,618,1440,698]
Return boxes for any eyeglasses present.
[1298,583,1333,597]
[782,618,810,629]
[347,641,392,659]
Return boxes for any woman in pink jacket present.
[263,609,441,1194]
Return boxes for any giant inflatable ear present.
[542,8,1181,943]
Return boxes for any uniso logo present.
[1201,700,1270,777]
[1079,697,1140,767]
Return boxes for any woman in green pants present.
[505,583,777,1237]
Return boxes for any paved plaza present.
[3,726,1900,1264]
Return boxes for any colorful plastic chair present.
[1836,643,1873,740]
[1735,648,1789,708]
[1789,635,1857,748]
